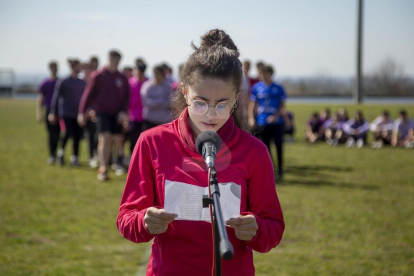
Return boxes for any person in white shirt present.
[370,110,394,148]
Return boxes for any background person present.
[36,61,60,164]
[248,65,287,179]
[49,59,85,166]
[391,110,414,148]
[370,110,394,148]
[140,65,173,130]
[128,58,148,157]
[78,50,130,181]
[342,110,370,148]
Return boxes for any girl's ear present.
[181,83,186,96]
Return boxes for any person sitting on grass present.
[305,112,323,143]
[283,109,295,143]
[342,110,370,148]
[391,110,414,148]
[370,110,394,148]
[324,108,348,146]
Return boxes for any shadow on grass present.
[284,164,353,177]
[277,164,378,190]
[279,179,378,190]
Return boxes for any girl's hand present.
[226,215,258,241]
[144,207,177,235]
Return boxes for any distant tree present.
[365,58,413,96]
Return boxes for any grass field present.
[0,99,413,276]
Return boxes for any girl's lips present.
[202,122,217,128]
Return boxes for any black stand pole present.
[203,166,234,276]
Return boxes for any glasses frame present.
[186,96,238,116]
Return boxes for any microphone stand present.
[203,166,234,276]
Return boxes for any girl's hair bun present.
[200,29,238,51]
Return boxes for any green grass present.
[0,99,413,275]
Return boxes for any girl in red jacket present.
[117,29,285,276]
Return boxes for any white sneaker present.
[346,138,355,148]
[327,139,333,146]
[47,156,56,165]
[332,139,339,146]
[89,158,99,168]
[404,141,414,148]
[115,165,126,176]
[70,155,80,167]
[356,138,364,148]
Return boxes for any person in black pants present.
[36,61,60,164]
[49,59,86,166]
[248,65,287,179]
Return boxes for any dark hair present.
[135,58,147,73]
[356,110,365,121]
[153,65,165,75]
[123,66,133,72]
[171,29,246,130]
[382,110,389,117]
[243,60,251,66]
[256,61,264,68]
[400,109,407,117]
[312,112,319,118]
[263,65,274,75]
[67,59,80,68]
[109,50,121,59]
[90,56,99,63]
[48,61,57,69]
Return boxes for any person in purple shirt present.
[78,50,130,181]
[392,110,414,148]
[324,108,349,146]
[342,110,370,148]
[128,58,148,156]
[49,59,85,166]
[305,112,323,143]
[140,65,173,130]
[36,61,60,164]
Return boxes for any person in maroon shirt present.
[78,50,130,181]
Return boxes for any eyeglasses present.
[186,97,237,117]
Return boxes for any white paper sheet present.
[164,180,241,223]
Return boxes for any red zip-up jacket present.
[117,108,284,276]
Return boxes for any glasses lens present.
[191,100,208,114]
[216,102,231,115]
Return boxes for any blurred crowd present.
[36,50,413,182]
[304,108,414,149]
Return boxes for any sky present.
[0,0,413,79]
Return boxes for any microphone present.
[195,131,222,168]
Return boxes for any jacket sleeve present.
[117,134,156,243]
[79,74,97,114]
[242,148,285,253]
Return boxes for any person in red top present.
[117,29,284,276]
[78,50,130,181]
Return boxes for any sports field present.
[0,99,413,275]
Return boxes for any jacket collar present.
[177,107,236,155]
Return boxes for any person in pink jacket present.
[117,29,285,276]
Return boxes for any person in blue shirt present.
[248,65,287,179]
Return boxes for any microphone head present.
[195,131,222,155]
